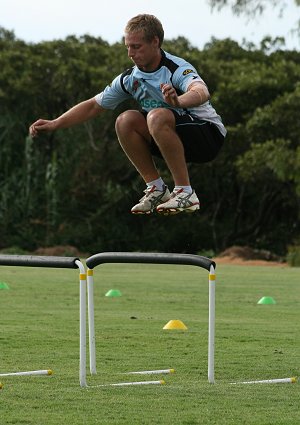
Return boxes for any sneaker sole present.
[131,195,171,215]
[156,204,200,216]
[131,210,152,215]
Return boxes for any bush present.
[286,245,300,267]
[0,246,30,255]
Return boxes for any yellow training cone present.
[163,320,188,330]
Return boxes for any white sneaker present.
[156,188,200,215]
[131,185,171,214]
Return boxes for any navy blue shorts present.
[143,110,225,164]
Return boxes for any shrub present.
[286,245,300,267]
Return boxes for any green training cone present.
[105,289,122,297]
[257,296,276,305]
[0,282,9,289]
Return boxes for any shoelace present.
[143,186,156,197]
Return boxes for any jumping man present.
[29,14,226,215]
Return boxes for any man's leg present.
[146,108,190,186]
[115,110,158,183]
[115,110,170,214]
[147,108,200,215]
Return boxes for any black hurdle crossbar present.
[86,252,216,271]
[83,252,216,387]
[0,254,80,269]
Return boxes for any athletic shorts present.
[143,110,225,164]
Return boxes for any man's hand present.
[29,119,57,137]
[160,83,181,108]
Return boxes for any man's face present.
[124,31,160,71]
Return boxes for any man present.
[29,14,226,215]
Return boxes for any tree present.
[209,0,300,16]
[208,0,300,42]
[0,31,299,256]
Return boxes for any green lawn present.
[0,261,299,424]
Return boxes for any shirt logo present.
[140,99,168,109]
[132,80,140,92]
[182,69,194,75]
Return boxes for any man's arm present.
[160,81,210,109]
[29,97,104,137]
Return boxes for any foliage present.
[287,245,300,266]
[209,0,300,16]
[0,29,300,255]
[208,0,300,41]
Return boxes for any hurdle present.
[0,254,85,382]
[82,252,216,387]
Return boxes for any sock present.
[146,177,165,191]
[174,185,193,194]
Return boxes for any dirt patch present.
[32,245,287,267]
[214,246,287,267]
[214,256,287,267]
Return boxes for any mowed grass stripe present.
[0,263,299,424]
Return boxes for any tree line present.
[0,28,299,256]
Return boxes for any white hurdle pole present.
[76,260,87,388]
[208,265,215,384]
[231,377,297,385]
[87,269,97,375]
[90,380,166,388]
[0,370,52,377]
[124,369,175,375]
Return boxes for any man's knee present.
[115,110,139,132]
[147,108,175,136]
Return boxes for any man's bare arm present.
[29,97,104,137]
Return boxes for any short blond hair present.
[125,14,164,47]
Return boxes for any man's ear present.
[152,36,160,48]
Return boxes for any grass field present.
[0,261,299,424]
